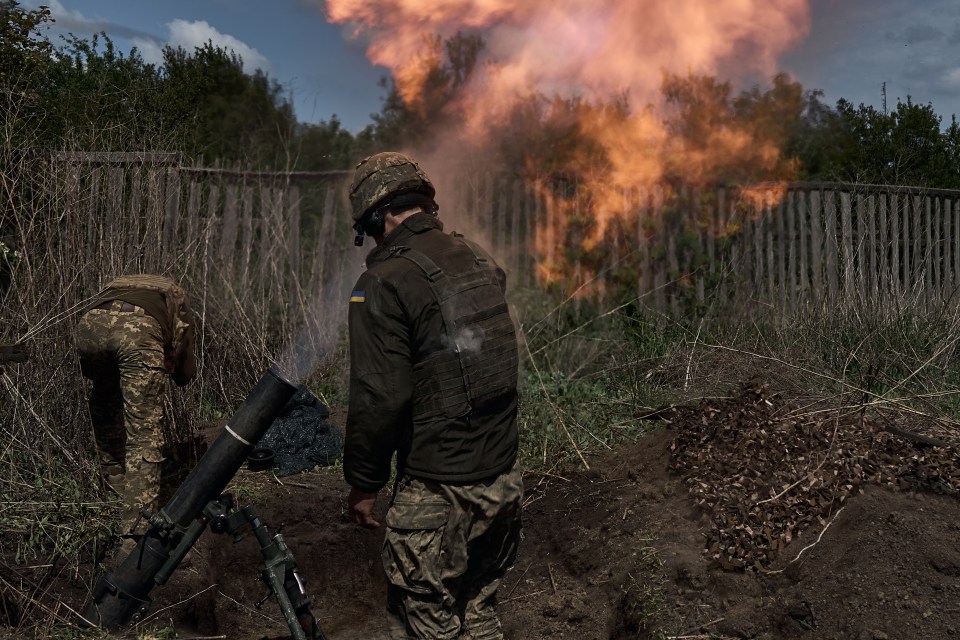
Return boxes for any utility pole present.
[882,81,887,114]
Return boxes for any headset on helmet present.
[349,152,437,246]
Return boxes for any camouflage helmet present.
[348,152,436,222]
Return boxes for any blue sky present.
[28,0,960,133]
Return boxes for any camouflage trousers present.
[383,461,523,640]
[76,304,167,533]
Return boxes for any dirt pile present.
[669,381,960,571]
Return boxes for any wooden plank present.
[912,194,923,294]
[185,178,201,257]
[667,217,679,316]
[853,193,865,296]
[527,180,539,289]
[206,181,221,274]
[824,190,839,303]
[64,162,81,265]
[775,194,786,309]
[933,196,942,301]
[106,166,124,266]
[867,195,877,297]
[720,188,732,304]
[923,196,932,307]
[786,191,797,311]
[887,193,903,295]
[707,188,718,294]
[287,184,302,282]
[511,179,522,281]
[144,167,164,271]
[638,187,650,302]
[797,190,807,300]
[127,165,143,266]
[484,171,495,245]
[237,184,255,294]
[258,186,273,292]
[220,182,240,269]
[545,187,556,281]
[163,168,181,262]
[903,195,912,292]
[318,187,337,283]
[84,167,104,272]
[653,186,667,312]
[728,191,743,305]
[496,176,508,266]
[269,186,287,307]
[756,199,766,302]
[878,194,889,296]
[948,199,955,296]
[840,191,853,299]
[600,201,613,310]
[809,190,823,303]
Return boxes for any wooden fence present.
[7,152,960,323]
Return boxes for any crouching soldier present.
[76,274,197,545]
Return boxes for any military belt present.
[96,300,139,313]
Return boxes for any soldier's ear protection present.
[353,204,389,247]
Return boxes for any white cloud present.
[44,0,88,24]
[166,19,270,73]
[131,36,165,66]
[944,67,960,93]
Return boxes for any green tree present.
[161,42,296,165]
[294,115,357,170]
[0,0,53,141]
[41,34,167,150]
[815,97,955,187]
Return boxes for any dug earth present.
[51,384,960,639]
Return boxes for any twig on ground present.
[669,616,728,639]
[766,506,845,575]
[500,589,546,604]
[270,472,313,489]
[684,319,704,392]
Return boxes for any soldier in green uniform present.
[344,152,523,640]
[76,275,197,537]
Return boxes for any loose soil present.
[8,384,960,639]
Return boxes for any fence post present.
[879,194,889,297]
[867,195,877,299]
[933,196,942,303]
[823,190,839,304]
[163,167,181,264]
[220,181,239,279]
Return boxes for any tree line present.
[3,0,960,188]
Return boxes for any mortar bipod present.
[162,494,326,640]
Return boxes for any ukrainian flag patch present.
[350,291,365,303]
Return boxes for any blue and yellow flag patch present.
[350,291,365,303]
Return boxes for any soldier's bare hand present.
[347,487,381,529]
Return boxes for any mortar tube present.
[83,366,297,629]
